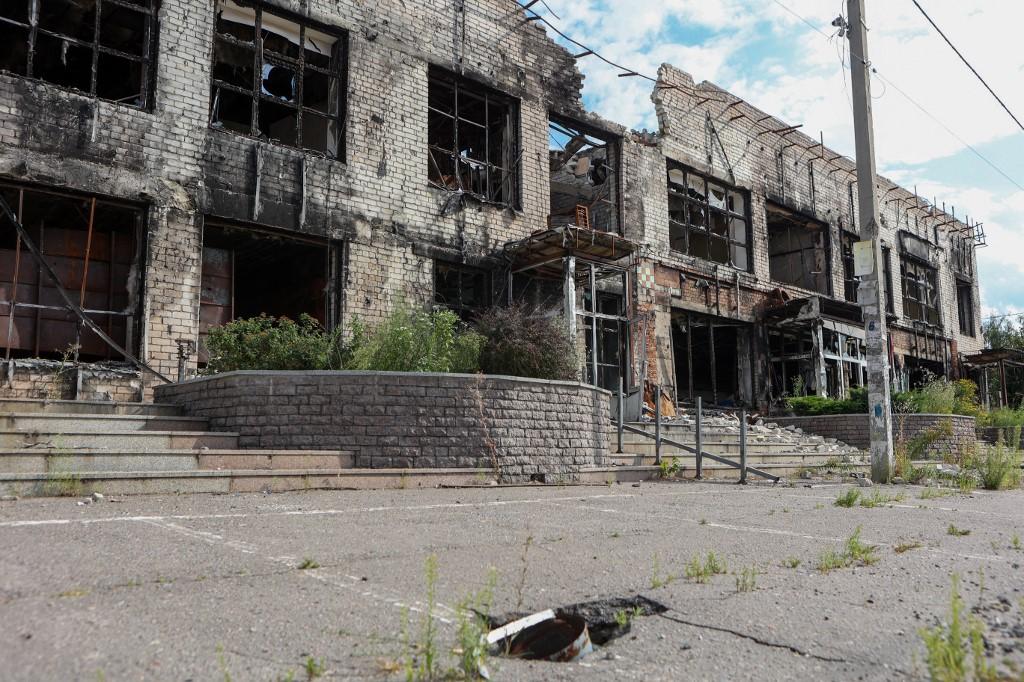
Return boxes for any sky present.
[530,0,1024,320]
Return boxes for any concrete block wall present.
[155,370,610,481]
[770,413,977,459]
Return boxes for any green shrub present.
[348,307,482,373]
[911,380,956,414]
[952,379,983,418]
[785,387,867,416]
[979,407,1024,429]
[204,314,346,373]
[473,303,579,381]
[975,444,1022,491]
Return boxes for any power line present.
[910,0,1024,133]
[770,0,1024,192]
[982,311,1024,322]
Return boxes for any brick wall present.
[770,413,977,459]
[0,360,142,402]
[154,371,610,482]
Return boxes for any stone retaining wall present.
[976,426,1024,449]
[154,371,610,482]
[769,414,977,459]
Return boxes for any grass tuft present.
[834,488,861,508]
[947,525,971,537]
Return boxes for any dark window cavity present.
[766,202,830,295]
[199,222,340,362]
[957,279,975,337]
[434,261,490,320]
[667,164,750,270]
[900,257,940,326]
[210,0,347,158]
[0,182,145,361]
[840,231,858,303]
[0,0,159,109]
[548,115,620,234]
[427,67,520,209]
[882,246,894,315]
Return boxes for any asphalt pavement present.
[2,480,1023,681]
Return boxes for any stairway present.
[601,411,869,481]
[0,398,492,497]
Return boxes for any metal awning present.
[503,225,640,279]
[963,348,1024,367]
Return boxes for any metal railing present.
[616,378,779,484]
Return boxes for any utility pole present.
[846,0,894,482]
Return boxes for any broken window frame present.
[840,230,858,303]
[882,245,895,315]
[767,328,815,399]
[956,278,976,338]
[765,202,831,295]
[666,162,751,271]
[0,0,160,110]
[821,327,867,399]
[547,115,622,234]
[209,0,348,159]
[0,181,146,362]
[427,67,521,210]
[577,262,629,391]
[950,233,974,278]
[899,256,940,326]
[434,260,491,321]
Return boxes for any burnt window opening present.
[766,202,830,295]
[840,231,859,303]
[427,67,520,209]
[767,328,815,400]
[673,311,747,406]
[882,245,895,315]
[0,0,159,109]
[0,182,145,362]
[957,279,976,337]
[900,256,940,326]
[667,163,750,270]
[548,116,620,234]
[434,261,490,321]
[210,0,347,158]
[199,222,339,362]
[950,233,974,278]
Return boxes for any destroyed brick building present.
[0,0,985,412]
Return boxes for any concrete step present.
[605,451,865,467]
[613,439,852,457]
[0,467,494,497]
[0,449,353,474]
[0,430,239,450]
[0,413,210,433]
[583,459,870,483]
[0,398,182,417]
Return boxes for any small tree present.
[473,304,579,381]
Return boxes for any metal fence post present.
[617,375,624,454]
[695,396,703,479]
[654,383,662,466]
[738,409,748,485]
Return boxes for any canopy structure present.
[963,348,1024,407]
[501,226,642,398]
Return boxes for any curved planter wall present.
[769,414,977,458]
[154,371,610,482]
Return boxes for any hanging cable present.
[910,0,1024,133]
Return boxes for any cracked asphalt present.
[2,480,1023,681]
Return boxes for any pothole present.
[485,595,666,662]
